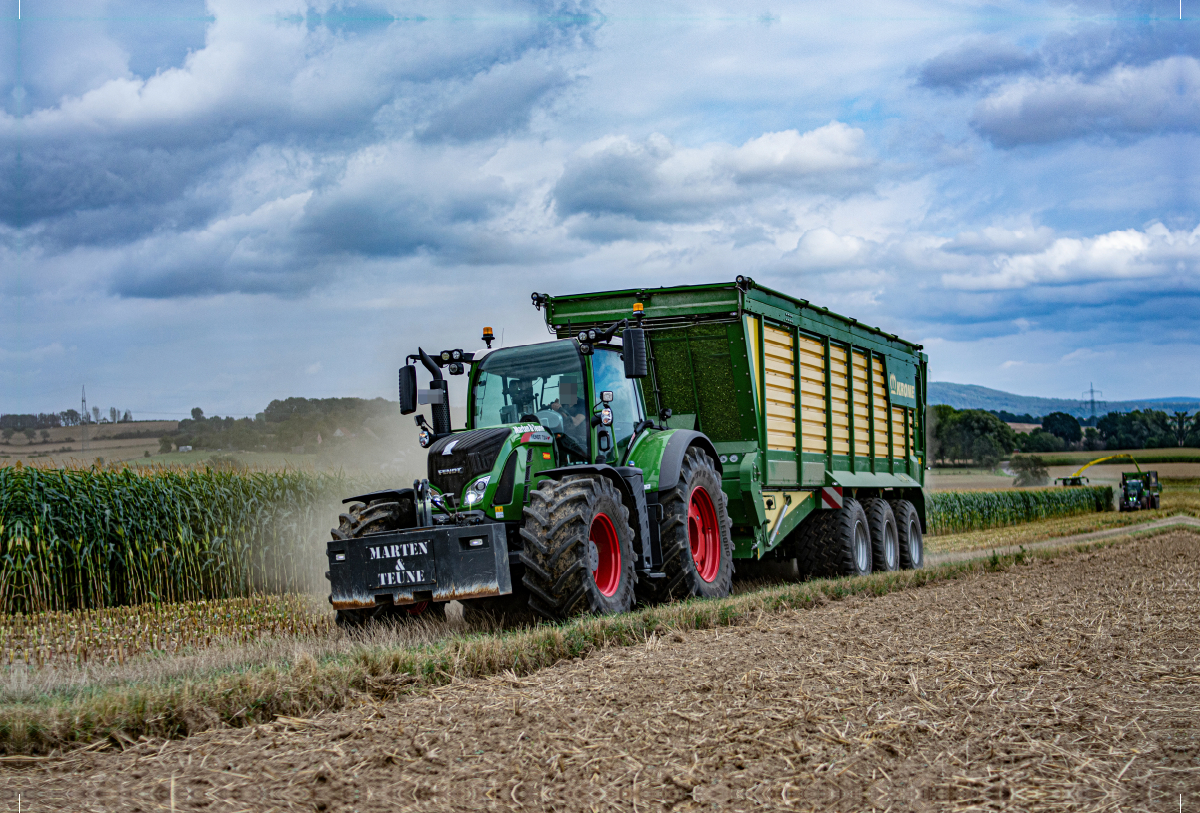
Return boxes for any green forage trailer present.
[326,277,928,625]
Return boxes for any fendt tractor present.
[1119,470,1161,512]
[326,278,929,625]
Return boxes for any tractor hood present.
[427,427,512,501]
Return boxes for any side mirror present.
[622,328,648,378]
[600,390,614,403]
[399,364,418,414]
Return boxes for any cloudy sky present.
[2,0,1196,418]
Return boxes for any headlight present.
[463,476,491,506]
[600,407,613,426]
[418,429,432,448]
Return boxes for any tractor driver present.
[550,380,588,453]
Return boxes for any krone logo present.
[889,373,915,400]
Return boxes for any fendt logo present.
[889,373,915,400]
[438,466,464,475]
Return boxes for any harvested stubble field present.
[0,595,333,670]
[3,528,1197,812]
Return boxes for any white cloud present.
[940,225,1200,291]
[554,123,873,225]
[725,123,872,182]
[786,228,866,269]
[973,56,1200,146]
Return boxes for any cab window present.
[591,348,643,457]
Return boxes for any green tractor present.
[1118,470,1161,512]
[326,278,929,625]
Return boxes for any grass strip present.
[2,525,1191,757]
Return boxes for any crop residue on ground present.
[3,529,1196,812]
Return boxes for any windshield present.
[472,342,586,429]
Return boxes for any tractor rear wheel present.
[330,499,446,629]
[637,447,734,604]
[863,498,899,572]
[519,475,636,619]
[890,499,924,570]
[793,498,872,578]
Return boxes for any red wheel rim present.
[688,486,721,583]
[404,600,430,616]
[589,513,621,597]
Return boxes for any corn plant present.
[927,485,1112,535]
[0,463,348,614]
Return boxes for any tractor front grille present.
[427,427,511,501]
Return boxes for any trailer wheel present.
[863,498,899,572]
[793,498,872,578]
[890,499,924,570]
[519,475,636,619]
[330,500,446,628]
[639,447,734,604]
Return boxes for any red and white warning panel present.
[819,487,844,509]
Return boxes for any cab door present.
[589,348,645,462]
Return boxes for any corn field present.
[927,485,1113,535]
[0,464,347,614]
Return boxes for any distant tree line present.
[932,404,1200,464]
[158,398,401,454]
[0,408,132,430]
[928,405,1019,468]
[989,409,1041,424]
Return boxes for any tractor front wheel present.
[519,475,636,619]
[637,447,734,604]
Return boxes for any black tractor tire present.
[890,499,924,570]
[863,498,899,572]
[519,475,636,619]
[330,499,446,629]
[636,447,734,605]
[793,498,872,579]
[1153,494,1161,509]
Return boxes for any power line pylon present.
[1082,383,1105,422]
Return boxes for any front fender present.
[627,429,722,491]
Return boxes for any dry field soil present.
[3,529,1197,812]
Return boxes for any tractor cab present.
[470,339,646,467]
